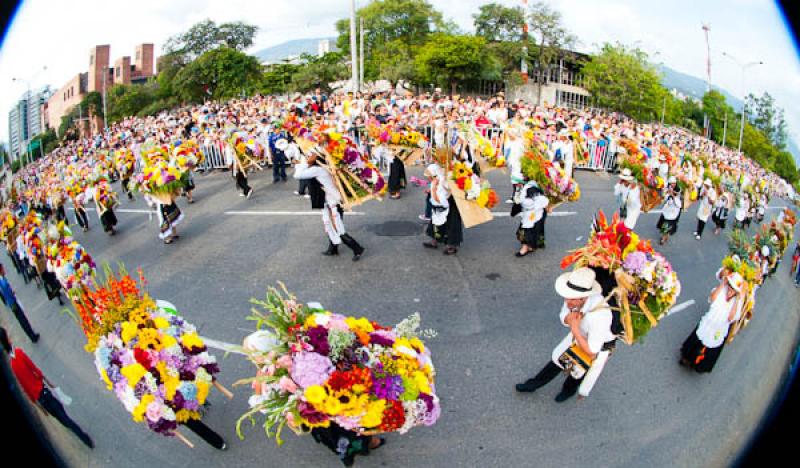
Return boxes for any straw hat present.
[703,178,712,187]
[726,272,744,293]
[619,168,634,181]
[555,267,602,299]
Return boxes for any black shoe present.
[322,243,339,256]
[515,380,540,393]
[554,390,576,403]
[352,250,363,261]
[443,247,457,255]
[31,333,40,343]
[423,242,438,249]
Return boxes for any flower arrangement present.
[131,146,188,201]
[370,125,427,149]
[114,148,136,177]
[520,149,581,205]
[172,140,205,172]
[0,210,17,242]
[75,265,220,437]
[44,222,97,298]
[460,123,504,168]
[449,162,498,209]
[561,211,681,344]
[236,285,440,446]
[93,181,119,211]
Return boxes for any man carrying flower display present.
[516,268,617,402]
[614,169,642,230]
[294,153,365,261]
[657,177,683,245]
[423,163,464,255]
[513,179,549,257]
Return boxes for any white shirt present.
[662,192,682,220]
[519,182,549,228]
[696,284,743,348]
[293,163,342,205]
[505,139,525,184]
[615,183,642,229]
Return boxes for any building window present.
[116,66,120,77]
[90,55,94,65]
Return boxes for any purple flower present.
[201,363,220,375]
[290,351,334,389]
[298,401,328,425]
[343,148,358,164]
[371,374,403,400]
[368,332,394,347]
[150,419,178,434]
[170,391,186,409]
[623,251,647,275]
[305,326,331,355]
[374,178,385,192]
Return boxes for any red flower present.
[134,347,154,370]
[379,400,406,432]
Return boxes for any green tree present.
[172,47,263,103]
[106,82,160,124]
[581,43,663,121]
[335,0,444,54]
[526,1,576,105]
[290,53,350,93]
[473,3,525,42]
[261,62,302,96]
[164,19,258,59]
[415,34,491,94]
[58,91,103,137]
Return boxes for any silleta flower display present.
[236,285,440,446]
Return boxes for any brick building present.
[46,43,155,136]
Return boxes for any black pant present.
[298,179,310,195]
[75,208,89,229]
[340,233,364,255]
[696,219,706,237]
[9,302,38,342]
[121,177,134,200]
[525,361,581,397]
[235,171,251,194]
[273,159,287,181]
[38,388,92,448]
[184,418,225,449]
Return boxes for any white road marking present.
[225,210,366,216]
[666,299,696,317]
[200,336,248,355]
[491,211,577,217]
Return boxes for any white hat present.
[275,139,289,151]
[668,176,677,184]
[555,267,603,299]
[704,178,712,186]
[726,272,744,293]
[761,245,770,257]
[619,168,634,181]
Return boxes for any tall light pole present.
[349,0,359,93]
[521,0,528,82]
[702,24,711,138]
[722,51,763,153]
[360,17,365,90]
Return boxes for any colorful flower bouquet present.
[520,149,580,206]
[460,123,504,168]
[561,211,681,344]
[370,125,428,164]
[617,139,664,212]
[236,285,440,446]
[172,140,205,172]
[44,222,97,299]
[449,161,499,209]
[230,132,265,169]
[132,146,188,203]
[75,265,222,438]
[114,148,136,177]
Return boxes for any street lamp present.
[721,52,763,153]
[12,66,47,167]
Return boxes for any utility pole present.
[102,67,108,131]
[701,24,711,138]
[349,0,359,93]
[360,17,365,89]
[722,52,763,154]
[521,0,528,82]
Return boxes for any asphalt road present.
[1,164,798,468]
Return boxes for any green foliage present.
[581,42,664,121]
[289,53,349,93]
[164,19,258,59]
[10,159,21,173]
[261,63,301,96]
[30,129,58,156]
[473,3,525,42]
[526,1,576,103]
[415,34,490,94]
[107,82,158,123]
[58,91,103,137]
[173,47,264,103]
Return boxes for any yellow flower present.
[351,384,367,395]
[100,369,113,390]
[413,371,432,394]
[301,417,330,429]
[409,337,425,353]
[160,334,178,349]
[121,322,138,344]
[476,191,489,207]
[132,394,155,422]
[196,381,210,404]
[121,363,148,388]
[323,396,343,415]
[305,385,327,405]
[137,328,161,350]
[181,332,204,350]
[345,317,374,333]
[341,393,369,417]
[153,317,170,329]
[175,409,198,424]
[360,400,386,428]
[463,177,473,191]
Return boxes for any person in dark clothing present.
[310,422,385,467]
[0,264,39,343]
[269,128,289,183]
[2,336,93,448]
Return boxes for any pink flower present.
[276,355,293,369]
[279,376,299,393]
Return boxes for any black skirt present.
[41,271,61,300]
[388,158,406,192]
[680,326,725,373]
[184,174,196,192]
[100,209,117,232]
[425,196,463,246]
[657,215,679,235]
[712,213,727,229]
[517,213,546,248]
[310,423,371,465]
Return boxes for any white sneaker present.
[239,193,245,197]
[695,235,701,240]
[246,189,253,199]
[303,194,310,199]
[293,191,300,195]
[419,215,430,221]
[505,199,513,204]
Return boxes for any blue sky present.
[1,0,798,160]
